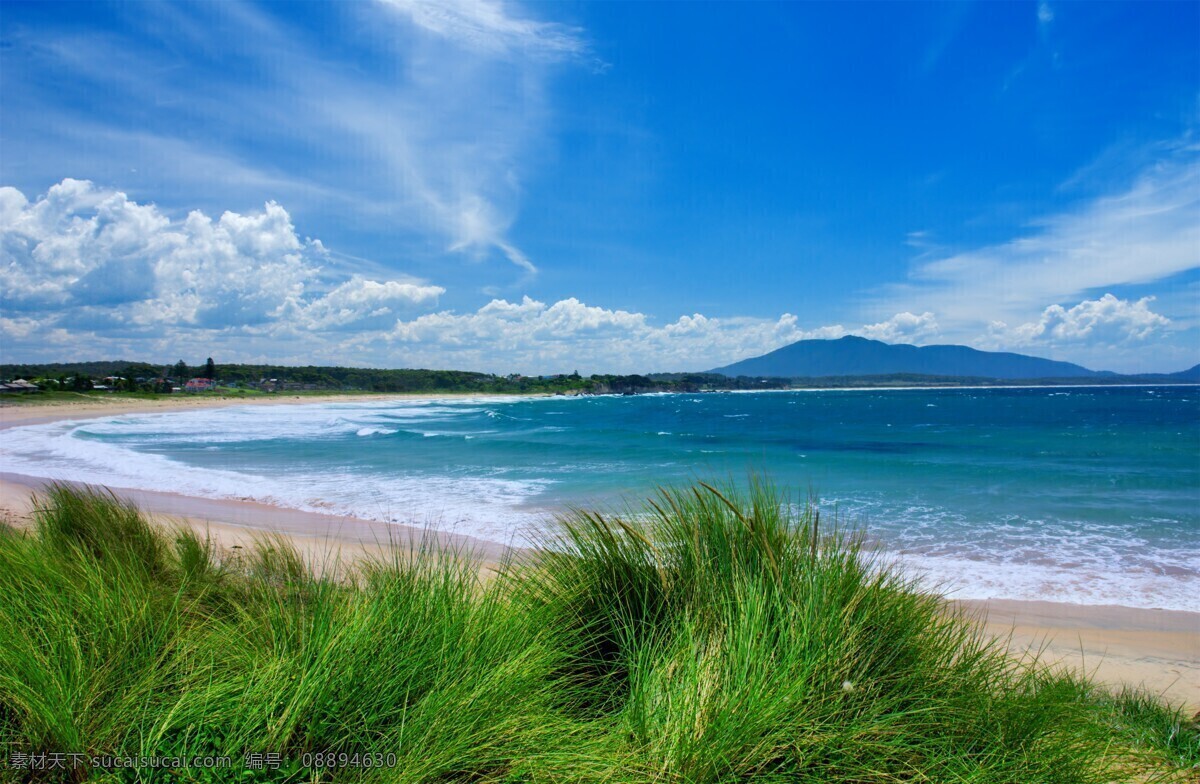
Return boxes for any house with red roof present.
[184,378,216,392]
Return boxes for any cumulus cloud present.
[985,294,1170,348]
[300,276,444,330]
[0,316,42,340]
[378,297,938,374]
[391,296,647,349]
[1,178,167,308]
[0,179,443,338]
[858,311,939,343]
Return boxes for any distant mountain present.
[1128,363,1200,383]
[710,336,1102,380]
[1167,364,1200,382]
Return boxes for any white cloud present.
[857,311,939,343]
[381,298,932,374]
[380,0,588,61]
[308,0,592,273]
[0,180,442,336]
[904,230,932,250]
[300,276,444,330]
[390,295,647,349]
[1037,2,1054,27]
[0,178,167,308]
[0,316,43,340]
[985,294,1170,348]
[802,323,853,341]
[136,201,312,328]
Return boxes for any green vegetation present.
[1,484,1195,782]
[0,360,793,396]
[0,389,272,407]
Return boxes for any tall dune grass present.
[0,483,1194,782]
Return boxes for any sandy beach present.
[2,394,1197,710]
[0,391,494,429]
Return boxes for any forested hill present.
[711,336,1103,379]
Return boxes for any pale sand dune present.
[961,599,1199,710]
[2,396,1197,710]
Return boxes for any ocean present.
[4,386,1197,611]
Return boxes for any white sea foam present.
[880,550,1198,612]
[819,495,1199,612]
[356,427,398,437]
[1,401,553,546]
[70,401,479,444]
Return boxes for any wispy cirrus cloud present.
[2,0,587,279]
[381,0,590,61]
[873,141,1199,339]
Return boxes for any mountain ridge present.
[709,336,1191,380]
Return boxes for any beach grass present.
[0,483,1195,782]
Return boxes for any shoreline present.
[0,390,534,430]
[0,472,516,571]
[1,395,1197,709]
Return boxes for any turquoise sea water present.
[4,386,1197,610]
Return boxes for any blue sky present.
[1,0,1197,373]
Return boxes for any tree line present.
[0,360,794,395]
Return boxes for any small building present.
[0,379,39,394]
[184,378,217,392]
